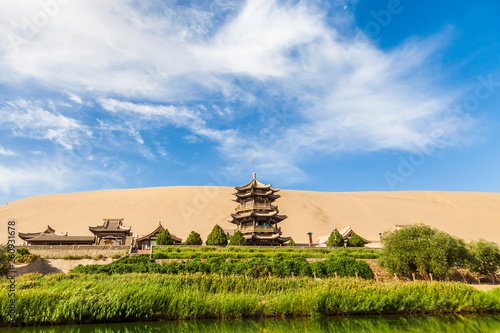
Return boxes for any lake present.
[2,315,500,332]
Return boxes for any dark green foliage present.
[288,238,296,246]
[228,230,247,246]
[310,256,373,278]
[206,224,228,246]
[327,229,344,247]
[467,239,500,276]
[184,231,203,245]
[156,228,174,245]
[16,248,30,256]
[0,245,10,276]
[380,224,468,277]
[70,254,370,279]
[348,234,366,247]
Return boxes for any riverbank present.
[2,273,500,326]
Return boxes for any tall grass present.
[1,273,499,326]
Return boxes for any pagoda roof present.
[89,219,131,234]
[243,234,291,242]
[233,190,280,199]
[19,225,57,240]
[235,173,277,191]
[230,212,287,223]
[27,234,95,244]
[136,222,182,242]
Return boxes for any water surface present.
[2,315,500,333]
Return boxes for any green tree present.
[1,245,11,276]
[380,224,468,278]
[348,234,366,247]
[327,229,344,247]
[156,228,174,245]
[228,230,247,246]
[288,238,296,246]
[206,224,228,246]
[184,231,203,245]
[467,240,500,277]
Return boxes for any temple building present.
[19,225,95,245]
[135,222,182,249]
[89,218,132,245]
[229,173,290,245]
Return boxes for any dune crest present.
[1,187,500,244]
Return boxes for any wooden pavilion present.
[229,173,290,245]
[135,222,182,249]
[89,218,132,245]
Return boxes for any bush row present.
[70,254,374,278]
[152,246,379,260]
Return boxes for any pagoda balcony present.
[235,203,278,212]
[238,226,281,234]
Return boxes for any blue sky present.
[0,0,499,204]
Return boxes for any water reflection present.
[3,315,500,333]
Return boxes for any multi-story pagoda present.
[229,173,290,245]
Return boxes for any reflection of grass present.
[153,246,379,259]
[1,273,500,326]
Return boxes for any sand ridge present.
[1,187,500,244]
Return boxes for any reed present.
[1,273,499,326]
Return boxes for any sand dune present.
[1,187,500,245]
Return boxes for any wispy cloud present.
[0,100,91,149]
[0,146,17,156]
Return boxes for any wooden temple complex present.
[229,173,290,245]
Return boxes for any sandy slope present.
[1,187,500,244]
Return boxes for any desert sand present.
[1,187,500,245]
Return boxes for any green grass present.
[152,246,379,260]
[1,273,499,326]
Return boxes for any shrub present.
[347,234,366,247]
[288,238,296,247]
[326,229,344,247]
[184,231,203,245]
[206,224,228,246]
[16,248,30,256]
[156,228,174,245]
[228,231,247,246]
[380,224,468,278]
[0,245,11,276]
[111,253,121,260]
[467,239,500,276]
[93,254,105,260]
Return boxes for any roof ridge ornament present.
[253,172,256,180]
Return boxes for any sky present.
[0,0,499,204]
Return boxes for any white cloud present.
[68,93,83,104]
[0,146,17,156]
[0,0,475,186]
[0,100,91,149]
